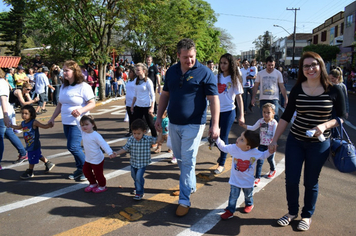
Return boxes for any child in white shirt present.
[240,103,278,185]
[79,115,116,193]
[215,130,275,220]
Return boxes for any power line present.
[217,13,319,24]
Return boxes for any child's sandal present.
[277,213,297,226]
[297,218,311,231]
[154,148,161,154]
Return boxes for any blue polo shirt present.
[163,60,218,125]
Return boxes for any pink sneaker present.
[84,184,97,192]
[92,186,108,193]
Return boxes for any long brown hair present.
[217,53,240,89]
[63,60,84,87]
[296,51,331,91]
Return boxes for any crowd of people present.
[0,38,349,232]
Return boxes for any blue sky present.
[1,0,354,55]
[206,0,355,54]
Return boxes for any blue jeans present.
[112,81,118,96]
[118,79,126,96]
[53,85,61,106]
[285,133,330,218]
[105,80,111,97]
[226,185,254,213]
[131,166,147,195]
[169,123,205,207]
[259,99,279,121]
[0,115,27,162]
[243,87,252,112]
[217,110,235,167]
[255,145,275,178]
[63,124,85,170]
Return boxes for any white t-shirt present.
[216,74,243,112]
[133,78,155,108]
[240,67,252,88]
[82,130,113,165]
[255,69,283,100]
[247,118,278,146]
[59,83,95,125]
[125,78,136,107]
[0,79,14,119]
[215,137,271,188]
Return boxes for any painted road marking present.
[1,137,130,170]
[54,158,226,235]
[90,105,126,115]
[0,139,209,214]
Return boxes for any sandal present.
[297,218,311,231]
[154,147,161,154]
[277,213,297,226]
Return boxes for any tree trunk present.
[98,63,106,101]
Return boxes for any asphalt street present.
[0,79,355,236]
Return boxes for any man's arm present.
[251,82,260,106]
[155,91,169,132]
[156,74,161,93]
[207,95,220,139]
[279,82,288,108]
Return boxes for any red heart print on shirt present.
[235,159,250,172]
[218,83,226,93]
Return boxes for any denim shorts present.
[28,148,42,164]
[38,92,48,106]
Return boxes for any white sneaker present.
[170,157,177,164]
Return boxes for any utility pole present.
[287,7,300,71]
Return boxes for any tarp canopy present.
[0,56,21,68]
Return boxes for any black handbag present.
[330,117,356,173]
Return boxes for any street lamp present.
[273,24,291,35]
[274,24,294,70]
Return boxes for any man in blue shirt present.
[155,38,220,217]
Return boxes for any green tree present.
[124,0,224,66]
[31,0,129,100]
[0,0,27,56]
[253,31,274,62]
[303,44,340,62]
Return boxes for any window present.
[321,31,327,42]
[313,35,318,44]
[335,25,338,37]
[341,22,344,35]
[346,14,353,27]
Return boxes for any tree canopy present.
[303,44,340,62]
[1,0,228,100]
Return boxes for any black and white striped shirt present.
[281,84,346,142]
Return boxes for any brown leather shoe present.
[176,204,189,216]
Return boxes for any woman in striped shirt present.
[269,51,346,231]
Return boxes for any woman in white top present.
[48,60,95,180]
[214,53,244,174]
[131,63,157,138]
[125,66,137,136]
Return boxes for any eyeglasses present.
[26,88,31,91]
[303,62,319,70]
[180,75,185,88]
